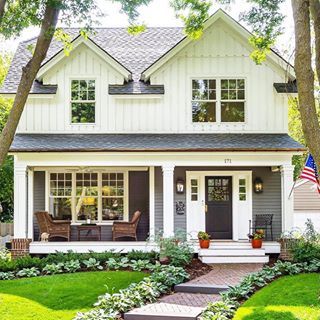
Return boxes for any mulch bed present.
[185,258,212,280]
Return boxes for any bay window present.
[192,78,246,123]
[48,171,128,223]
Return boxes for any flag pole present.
[288,179,297,199]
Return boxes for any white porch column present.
[149,166,155,239]
[13,161,28,239]
[162,164,175,236]
[27,169,34,239]
[281,164,295,231]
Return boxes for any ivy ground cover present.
[0,270,145,320]
[233,273,320,320]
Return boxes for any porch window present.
[75,173,98,221]
[49,173,72,220]
[192,78,245,123]
[48,171,127,223]
[239,178,247,201]
[71,79,95,124]
[102,173,124,221]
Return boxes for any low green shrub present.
[0,248,10,261]
[126,250,158,262]
[156,231,194,267]
[282,220,320,263]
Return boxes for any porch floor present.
[29,240,280,254]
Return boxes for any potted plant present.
[198,231,211,249]
[248,229,265,248]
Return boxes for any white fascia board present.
[14,151,295,168]
[111,94,163,100]
[0,93,56,99]
[37,36,132,82]
[142,9,295,81]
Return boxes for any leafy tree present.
[0,53,13,222]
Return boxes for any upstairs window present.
[71,80,96,124]
[192,78,245,123]
[192,79,216,122]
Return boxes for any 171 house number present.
[224,159,232,164]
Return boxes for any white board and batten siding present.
[17,20,289,134]
[294,180,320,231]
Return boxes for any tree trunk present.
[292,0,320,169]
[0,2,60,166]
[310,0,320,82]
[0,0,6,21]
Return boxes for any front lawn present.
[233,273,320,320]
[0,270,146,320]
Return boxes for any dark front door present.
[205,176,232,239]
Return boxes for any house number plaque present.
[175,201,185,215]
[224,159,232,164]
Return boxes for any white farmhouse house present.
[1,10,305,262]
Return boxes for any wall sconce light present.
[253,177,263,194]
[176,178,185,194]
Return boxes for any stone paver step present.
[174,283,228,294]
[124,302,203,320]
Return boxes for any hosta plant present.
[43,262,64,275]
[0,271,15,280]
[129,259,151,271]
[82,258,103,271]
[16,267,40,278]
[64,260,81,273]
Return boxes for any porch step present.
[199,248,266,256]
[198,246,269,264]
[124,303,203,320]
[174,283,228,294]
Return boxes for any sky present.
[0,0,295,60]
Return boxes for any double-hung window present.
[192,78,245,123]
[48,171,127,223]
[71,79,96,124]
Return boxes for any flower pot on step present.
[251,239,263,249]
[199,239,210,249]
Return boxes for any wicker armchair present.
[112,211,141,241]
[35,211,71,241]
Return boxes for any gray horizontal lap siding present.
[33,171,150,241]
[154,166,282,240]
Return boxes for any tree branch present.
[291,0,320,168]
[0,0,6,22]
[310,0,320,82]
[0,1,60,165]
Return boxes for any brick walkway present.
[125,263,263,318]
[159,263,262,307]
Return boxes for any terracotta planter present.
[199,239,210,249]
[251,239,263,249]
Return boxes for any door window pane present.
[191,179,198,201]
[239,178,247,201]
[208,178,230,201]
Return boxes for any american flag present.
[300,154,320,194]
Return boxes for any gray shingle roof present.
[274,82,298,93]
[1,28,184,94]
[10,133,305,152]
[109,82,164,95]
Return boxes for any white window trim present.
[191,77,247,125]
[45,169,129,225]
[69,78,97,125]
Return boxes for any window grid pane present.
[191,179,198,201]
[71,79,95,124]
[239,178,247,201]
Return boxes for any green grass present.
[233,273,320,320]
[0,271,146,320]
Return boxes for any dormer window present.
[71,79,96,124]
[192,78,245,123]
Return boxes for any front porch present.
[13,151,295,256]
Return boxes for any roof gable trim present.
[141,9,295,81]
[37,35,132,81]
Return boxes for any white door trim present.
[186,171,252,241]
